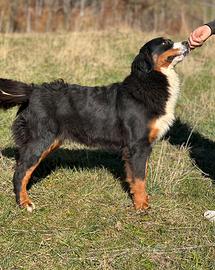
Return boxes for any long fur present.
[0,78,33,109]
[0,37,188,211]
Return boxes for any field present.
[0,31,215,269]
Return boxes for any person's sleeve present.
[205,20,215,35]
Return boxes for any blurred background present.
[0,0,214,34]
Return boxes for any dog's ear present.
[131,50,153,76]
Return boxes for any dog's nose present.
[182,41,189,48]
[181,41,190,55]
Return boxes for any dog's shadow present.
[2,146,128,191]
[2,117,215,191]
[166,118,215,181]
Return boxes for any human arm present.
[206,20,215,34]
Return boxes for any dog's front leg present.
[128,142,152,211]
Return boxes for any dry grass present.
[0,31,215,270]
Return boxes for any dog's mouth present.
[168,41,190,64]
[173,41,190,57]
[181,41,190,56]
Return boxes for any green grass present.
[0,31,215,270]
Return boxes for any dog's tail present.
[0,78,33,110]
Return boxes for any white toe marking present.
[26,202,36,213]
[204,210,215,222]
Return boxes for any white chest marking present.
[154,67,180,141]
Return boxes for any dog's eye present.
[162,41,168,46]
[162,40,172,46]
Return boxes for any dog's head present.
[132,37,189,76]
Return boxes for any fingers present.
[188,32,203,49]
[188,25,212,49]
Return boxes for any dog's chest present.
[154,68,180,141]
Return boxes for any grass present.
[0,30,215,269]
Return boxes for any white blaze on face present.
[173,42,184,50]
[171,42,188,65]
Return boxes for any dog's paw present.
[20,200,36,213]
[26,202,36,213]
[133,195,150,212]
[204,210,215,222]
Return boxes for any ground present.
[0,31,214,270]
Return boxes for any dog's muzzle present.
[173,41,190,56]
[181,41,190,56]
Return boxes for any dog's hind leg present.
[13,138,61,212]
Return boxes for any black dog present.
[0,37,189,212]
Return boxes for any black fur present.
[0,37,175,210]
[0,79,32,109]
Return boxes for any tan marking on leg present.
[122,148,133,184]
[19,139,61,211]
[125,160,133,184]
[148,119,159,143]
[130,160,149,211]
[130,178,149,210]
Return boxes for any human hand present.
[188,25,212,49]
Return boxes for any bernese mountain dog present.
[0,37,189,212]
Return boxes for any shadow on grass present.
[2,147,128,192]
[166,117,215,181]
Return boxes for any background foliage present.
[0,0,214,33]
